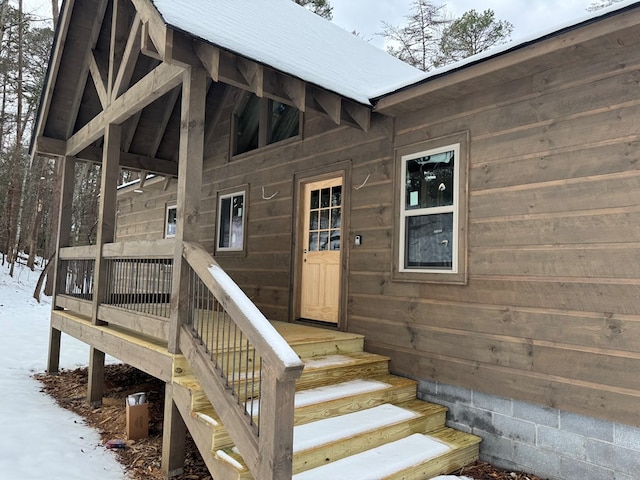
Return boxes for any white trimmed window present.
[165,204,177,238]
[217,191,246,252]
[395,133,468,284]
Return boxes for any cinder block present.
[513,441,562,479]
[473,391,512,416]
[561,458,614,480]
[493,413,536,444]
[436,382,471,404]
[561,411,613,442]
[585,439,616,470]
[417,378,437,395]
[513,400,559,428]
[474,428,513,463]
[614,423,640,451]
[613,445,640,477]
[537,425,586,460]
[452,405,497,435]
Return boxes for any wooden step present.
[176,373,427,450]
[292,402,448,474]
[214,428,480,480]
[272,321,365,357]
[297,352,390,389]
[294,374,419,425]
[291,429,481,480]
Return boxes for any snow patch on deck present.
[292,433,451,479]
[293,404,418,452]
[295,379,390,407]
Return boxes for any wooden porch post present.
[87,123,121,405]
[163,66,206,478]
[161,384,187,478]
[47,155,76,374]
[168,66,207,354]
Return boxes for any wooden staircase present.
[172,322,480,480]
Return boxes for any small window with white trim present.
[165,204,177,238]
[216,189,247,253]
[395,132,468,284]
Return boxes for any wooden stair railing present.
[179,241,305,480]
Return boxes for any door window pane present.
[308,185,342,253]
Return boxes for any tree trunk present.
[51,0,59,26]
[33,251,55,302]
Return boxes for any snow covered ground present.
[0,262,127,479]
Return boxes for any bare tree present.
[379,0,451,72]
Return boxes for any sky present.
[330,0,605,48]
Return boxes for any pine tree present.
[587,0,624,12]
[294,0,333,20]
[435,9,512,67]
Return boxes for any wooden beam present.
[140,21,161,60]
[138,170,148,188]
[194,42,220,81]
[311,88,341,125]
[36,136,66,157]
[78,145,179,177]
[92,123,121,322]
[342,99,371,132]
[148,87,181,158]
[66,62,184,156]
[237,57,264,97]
[168,67,207,353]
[281,75,306,112]
[65,0,110,138]
[112,14,142,100]
[51,310,174,382]
[165,28,200,67]
[48,155,76,375]
[131,0,167,60]
[161,384,187,478]
[108,0,131,100]
[88,52,109,108]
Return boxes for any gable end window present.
[216,188,248,254]
[394,132,468,284]
[234,93,300,155]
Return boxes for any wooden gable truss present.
[33,0,371,176]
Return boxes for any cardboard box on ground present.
[126,393,149,440]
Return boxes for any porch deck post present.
[88,123,121,405]
[168,66,207,354]
[47,155,76,374]
[163,66,206,478]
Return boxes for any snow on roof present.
[150,0,424,106]
[151,0,639,107]
[375,0,640,100]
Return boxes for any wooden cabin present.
[32,0,640,479]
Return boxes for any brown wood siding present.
[352,32,640,427]
[114,21,640,427]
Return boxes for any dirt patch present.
[35,364,547,480]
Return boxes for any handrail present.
[181,241,304,480]
[183,242,304,380]
[59,245,97,260]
